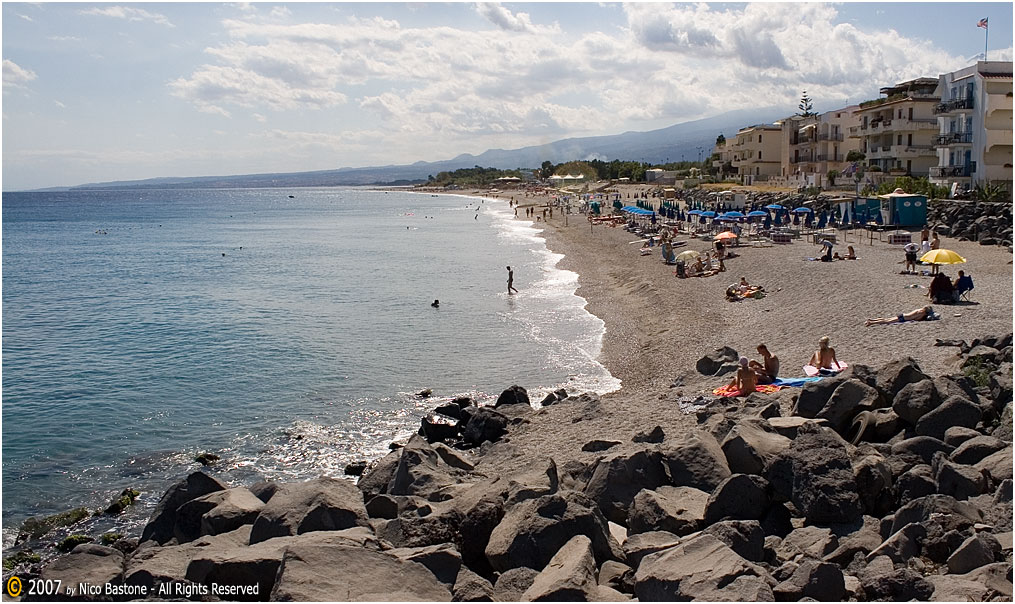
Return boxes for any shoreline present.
[453,184,1014,468]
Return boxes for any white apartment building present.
[929,61,1013,192]
[780,106,861,188]
[851,78,940,177]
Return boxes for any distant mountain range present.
[65,107,786,190]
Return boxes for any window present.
[897,135,903,145]
[907,134,912,146]
[758,135,762,143]
[758,151,762,160]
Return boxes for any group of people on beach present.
[727,336,845,395]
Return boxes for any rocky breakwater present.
[928,199,1013,249]
[10,341,1013,602]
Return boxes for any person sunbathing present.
[726,357,757,396]
[808,336,840,370]
[865,306,937,326]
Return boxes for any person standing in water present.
[507,266,518,294]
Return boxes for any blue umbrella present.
[687,209,701,215]
[701,211,717,218]
[747,210,768,217]
[765,204,785,210]
[763,215,772,229]
[874,211,883,225]
[805,212,814,226]
[724,211,746,218]
[792,206,814,213]
[793,213,801,225]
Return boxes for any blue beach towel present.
[772,376,823,388]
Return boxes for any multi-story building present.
[929,61,1013,192]
[850,78,940,177]
[728,124,782,184]
[780,106,861,187]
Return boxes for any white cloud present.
[166,3,975,165]
[3,59,37,92]
[79,6,174,28]
[54,100,66,108]
[17,13,33,22]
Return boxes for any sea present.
[1,187,620,546]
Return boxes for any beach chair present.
[955,274,974,301]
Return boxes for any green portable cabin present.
[875,189,928,227]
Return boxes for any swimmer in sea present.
[431,299,440,308]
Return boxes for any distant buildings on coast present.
[712,61,1013,194]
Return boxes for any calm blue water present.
[1,188,618,544]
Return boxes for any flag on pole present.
[977,18,988,29]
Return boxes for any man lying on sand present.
[865,306,938,326]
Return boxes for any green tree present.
[540,160,555,179]
[845,150,866,163]
[797,90,815,117]
[826,169,840,186]
[715,134,726,146]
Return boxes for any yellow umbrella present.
[714,231,738,240]
[920,249,966,265]
[675,250,701,263]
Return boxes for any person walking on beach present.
[507,266,518,295]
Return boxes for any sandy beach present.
[469,185,1014,467]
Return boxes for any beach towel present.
[772,376,823,388]
[803,362,848,377]
[713,383,783,397]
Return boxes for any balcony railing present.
[815,154,845,162]
[817,132,844,142]
[933,97,975,114]
[935,132,974,145]
[789,156,814,164]
[930,165,974,178]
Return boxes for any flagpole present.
[984,22,988,61]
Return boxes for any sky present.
[2,2,1013,191]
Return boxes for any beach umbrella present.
[874,211,884,225]
[700,211,717,218]
[793,213,800,225]
[765,204,785,210]
[840,209,849,227]
[747,210,768,218]
[675,250,701,263]
[764,215,772,229]
[715,231,738,241]
[687,209,701,216]
[792,206,814,214]
[920,249,966,265]
[723,211,746,219]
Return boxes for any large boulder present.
[720,421,792,475]
[853,454,893,516]
[932,453,987,500]
[520,535,597,601]
[356,449,401,500]
[777,526,838,562]
[876,357,931,401]
[895,465,936,505]
[975,448,1014,484]
[452,567,495,602]
[174,487,264,543]
[702,520,765,563]
[141,471,227,544]
[484,491,622,573]
[704,474,770,524]
[634,534,774,601]
[270,544,451,601]
[622,531,682,568]
[772,559,845,602]
[459,407,509,446]
[951,435,1008,465]
[765,424,862,525]
[859,566,934,601]
[915,395,982,440]
[495,385,530,408]
[493,568,538,602]
[125,526,251,591]
[627,486,709,536]
[388,543,462,587]
[794,375,848,418]
[389,435,455,498]
[947,533,1002,574]
[696,346,738,376]
[891,494,983,535]
[658,431,731,492]
[583,448,667,525]
[249,477,369,544]
[891,379,942,424]
[818,379,880,434]
[33,545,124,600]
[890,436,954,465]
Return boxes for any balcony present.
[815,154,845,162]
[817,132,844,142]
[789,156,815,164]
[890,118,939,132]
[987,94,1013,114]
[935,132,974,145]
[848,126,861,137]
[895,145,937,159]
[986,129,1014,150]
[934,97,975,114]
[930,165,974,178]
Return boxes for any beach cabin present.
[876,189,928,227]
[718,191,746,209]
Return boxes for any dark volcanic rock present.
[876,357,932,401]
[459,407,509,446]
[702,520,765,562]
[704,474,770,524]
[696,346,739,376]
[891,379,941,424]
[249,476,369,544]
[495,385,530,408]
[915,395,982,440]
[627,486,709,536]
[766,424,862,525]
[633,425,666,443]
[141,471,227,545]
[584,448,668,525]
[658,431,731,492]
